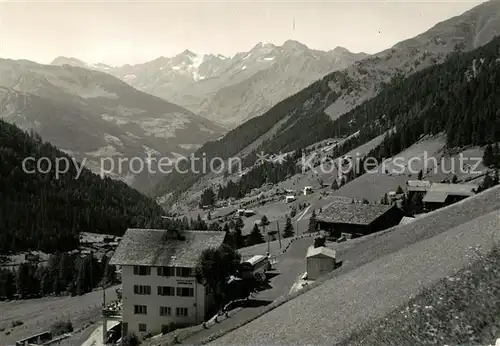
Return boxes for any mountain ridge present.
[0,58,224,193]
[51,41,369,127]
[152,0,500,207]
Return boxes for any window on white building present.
[176,307,188,317]
[157,286,175,296]
[157,266,175,276]
[176,287,194,297]
[138,323,147,332]
[175,267,194,277]
[159,306,171,316]
[134,305,147,315]
[133,285,151,295]
[133,266,151,276]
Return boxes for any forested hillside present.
[153,65,349,199]
[0,119,168,254]
[329,34,500,161]
[248,34,500,162]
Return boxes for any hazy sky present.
[0,0,488,66]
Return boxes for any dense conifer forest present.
[0,119,170,254]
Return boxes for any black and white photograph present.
[0,1,500,345]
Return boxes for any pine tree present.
[483,144,494,167]
[282,217,295,238]
[0,268,16,299]
[104,263,117,286]
[313,235,326,248]
[493,169,499,186]
[331,179,339,190]
[246,224,265,246]
[410,193,423,215]
[481,172,495,191]
[261,215,269,226]
[380,193,389,205]
[16,263,38,298]
[200,188,216,207]
[233,228,244,249]
[493,143,500,167]
[75,258,86,296]
[58,253,73,292]
[208,222,222,232]
[339,177,346,187]
[235,218,244,230]
[308,209,318,233]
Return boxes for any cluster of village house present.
[106,180,478,340]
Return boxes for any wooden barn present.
[316,201,405,238]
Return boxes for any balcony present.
[102,301,122,319]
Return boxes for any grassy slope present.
[338,246,500,346]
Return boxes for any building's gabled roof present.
[316,201,395,226]
[406,180,432,191]
[428,183,477,196]
[109,229,226,267]
[422,183,478,203]
[422,191,449,203]
[306,246,336,259]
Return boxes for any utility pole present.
[265,224,270,254]
[276,221,282,248]
[103,283,106,307]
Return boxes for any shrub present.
[50,320,73,336]
[122,333,140,346]
[313,235,326,248]
[11,320,23,328]
[161,322,188,334]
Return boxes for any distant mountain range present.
[0,59,224,193]
[52,40,368,128]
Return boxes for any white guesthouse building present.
[109,229,226,338]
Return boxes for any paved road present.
[179,237,313,344]
[209,185,500,345]
[296,206,311,222]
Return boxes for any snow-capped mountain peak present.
[282,39,309,50]
[50,40,368,126]
[167,50,208,80]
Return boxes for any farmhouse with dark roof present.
[316,201,405,237]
